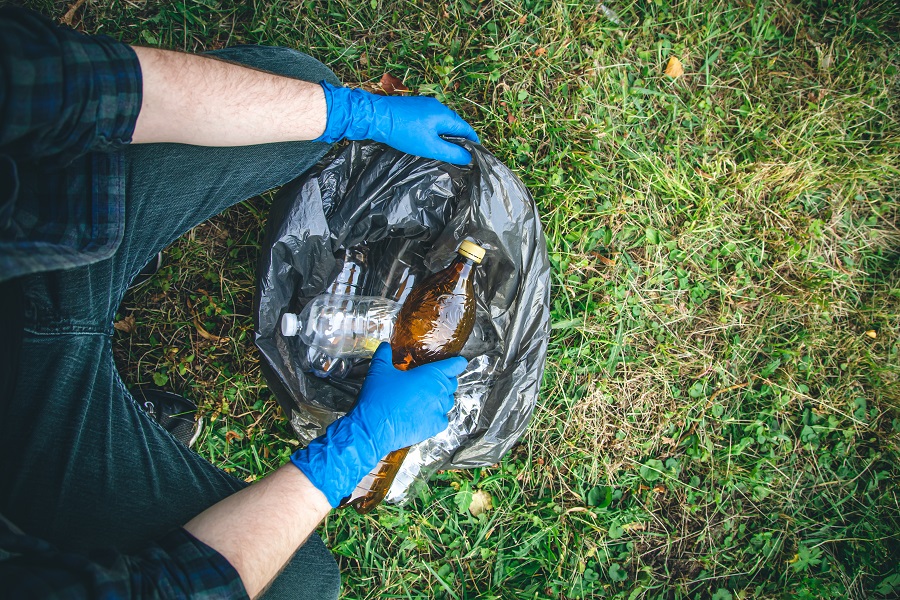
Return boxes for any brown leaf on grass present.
[535,47,547,57]
[60,0,86,27]
[114,315,136,334]
[591,251,618,266]
[379,72,409,95]
[193,315,229,343]
[664,56,684,78]
[468,490,493,516]
[225,430,242,443]
[518,15,527,25]
[507,113,518,124]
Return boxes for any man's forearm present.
[184,465,331,599]
[131,46,327,146]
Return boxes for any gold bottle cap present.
[457,240,486,264]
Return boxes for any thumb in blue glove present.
[290,343,467,507]
[315,81,479,165]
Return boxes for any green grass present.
[24,0,900,597]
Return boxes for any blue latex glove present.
[291,343,468,507]
[315,81,479,165]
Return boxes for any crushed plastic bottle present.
[303,247,369,378]
[281,295,401,359]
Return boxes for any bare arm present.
[131,46,327,146]
[184,465,331,599]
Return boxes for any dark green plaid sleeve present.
[0,516,249,599]
[0,7,142,282]
[0,6,142,162]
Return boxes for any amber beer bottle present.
[342,240,486,513]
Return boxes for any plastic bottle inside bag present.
[300,247,369,378]
[370,239,428,305]
[281,295,401,358]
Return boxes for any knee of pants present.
[206,45,341,87]
[260,533,341,600]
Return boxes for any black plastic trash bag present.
[255,139,550,502]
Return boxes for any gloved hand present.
[290,343,468,507]
[315,81,479,165]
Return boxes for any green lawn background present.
[22,0,900,598]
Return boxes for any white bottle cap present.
[281,312,300,337]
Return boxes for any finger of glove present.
[432,355,468,378]
[436,111,480,144]
[423,358,465,397]
[423,137,474,165]
[439,389,457,414]
[369,342,394,372]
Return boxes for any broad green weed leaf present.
[587,485,612,509]
[608,563,628,582]
[640,459,664,482]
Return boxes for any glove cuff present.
[289,414,382,507]
[313,81,382,144]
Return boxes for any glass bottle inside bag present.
[341,240,486,513]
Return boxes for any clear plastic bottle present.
[302,247,369,378]
[370,239,428,305]
[328,247,367,295]
[281,295,401,358]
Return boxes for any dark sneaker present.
[128,251,164,291]
[132,388,203,448]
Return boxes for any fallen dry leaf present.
[193,316,228,343]
[535,47,547,57]
[380,72,409,95]
[60,0,86,27]
[507,113,517,124]
[113,315,136,334]
[664,56,684,78]
[469,490,493,517]
[518,15,527,25]
[225,430,242,443]
[865,330,877,339]
[591,251,618,266]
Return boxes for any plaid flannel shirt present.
[0,513,248,599]
[0,7,140,282]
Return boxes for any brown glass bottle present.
[341,240,486,513]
